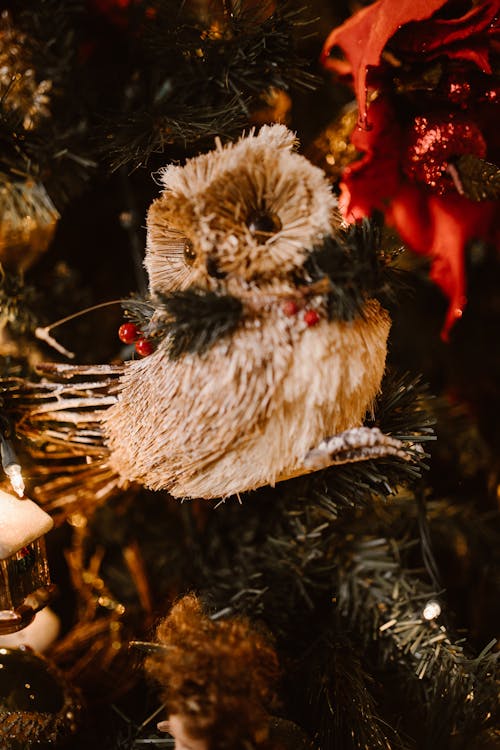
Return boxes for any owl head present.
[145,124,338,294]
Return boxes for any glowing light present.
[5,464,25,497]
[423,600,441,621]
[68,513,87,528]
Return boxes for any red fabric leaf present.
[393,0,500,73]
[393,0,499,61]
[387,189,497,336]
[339,98,402,218]
[441,46,492,73]
[321,0,447,120]
[338,97,499,337]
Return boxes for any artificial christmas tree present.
[0,1,498,749]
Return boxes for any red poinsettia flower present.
[87,0,131,27]
[87,0,156,29]
[321,0,500,336]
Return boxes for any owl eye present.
[183,239,197,265]
[246,210,282,244]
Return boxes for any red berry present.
[304,309,320,327]
[283,300,299,316]
[135,337,153,357]
[118,322,140,344]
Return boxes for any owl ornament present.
[7,125,413,511]
[103,125,407,499]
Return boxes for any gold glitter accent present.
[306,102,360,182]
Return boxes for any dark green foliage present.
[0,268,38,334]
[304,635,403,750]
[304,218,405,322]
[454,155,500,202]
[0,1,93,207]
[105,1,318,169]
[157,289,243,359]
[108,99,249,173]
[190,490,497,749]
[369,370,435,443]
[309,371,434,516]
[124,288,243,358]
[334,512,499,750]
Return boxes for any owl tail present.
[1,363,127,523]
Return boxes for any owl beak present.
[206,256,227,279]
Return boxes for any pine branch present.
[158,289,243,358]
[370,370,435,443]
[105,1,318,169]
[335,524,499,748]
[107,99,248,172]
[0,3,93,205]
[123,289,243,359]
[0,268,39,334]
[304,633,405,750]
[308,371,435,516]
[145,1,318,97]
[304,218,405,322]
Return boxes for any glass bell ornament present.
[0,488,54,635]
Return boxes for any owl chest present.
[106,307,388,497]
[169,318,358,460]
[165,317,380,497]
[136,317,366,446]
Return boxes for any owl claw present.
[304,427,413,470]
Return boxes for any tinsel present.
[0,11,52,131]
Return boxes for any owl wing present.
[104,318,293,496]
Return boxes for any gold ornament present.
[251,87,292,126]
[306,102,360,182]
[0,179,60,271]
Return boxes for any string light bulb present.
[4,463,25,497]
[423,600,441,621]
[0,433,25,497]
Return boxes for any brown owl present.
[101,125,393,499]
[6,125,409,514]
